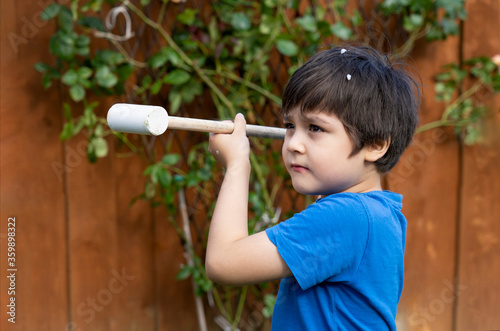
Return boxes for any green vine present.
[417,56,500,144]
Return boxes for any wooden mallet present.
[107,103,286,139]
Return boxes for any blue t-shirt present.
[265,191,406,330]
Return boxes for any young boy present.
[205,45,419,330]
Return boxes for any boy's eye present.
[310,125,323,132]
[284,122,294,129]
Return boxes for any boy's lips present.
[290,163,309,172]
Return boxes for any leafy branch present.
[417,56,500,144]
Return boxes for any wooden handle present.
[167,116,286,139]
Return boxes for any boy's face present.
[282,107,380,195]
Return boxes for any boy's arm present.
[205,114,291,286]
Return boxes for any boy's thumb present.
[233,113,246,136]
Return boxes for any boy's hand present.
[209,113,250,170]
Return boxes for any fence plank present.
[389,39,461,331]
[65,133,121,330]
[457,1,500,329]
[153,201,200,330]
[0,0,69,329]
[113,150,157,330]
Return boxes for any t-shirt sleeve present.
[266,194,369,290]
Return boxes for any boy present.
[205,45,419,330]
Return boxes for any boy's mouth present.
[290,163,309,172]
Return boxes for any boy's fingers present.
[233,113,246,136]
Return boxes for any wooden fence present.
[1,0,499,330]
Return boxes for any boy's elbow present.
[205,257,220,283]
[205,255,239,286]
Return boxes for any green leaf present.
[148,47,182,69]
[143,165,154,176]
[259,14,274,35]
[162,154,181,165]
[60,121,74,140]
[403,14,423,31]
[141,0,151,6]
[69,84,85,102]
[63,103,72,120]
[58,6,74,32]
[148,51,169,69]
[75,46,90,57]
[142,75,152,88]
[157,169,172,187]
[286,0,299,9]
[464,125,479,145]
[95,66,118,88]
[149,165,160,184]
[441,18,459,35]
[185,174,199,187]
[92,137,108,158]
[492,74,500,92]
[78,67,93,79]
[177,9,198,25]
[62,69,79,86]
[165,48,181,66]
[197,164,212,181]
[208,17,220,42]
[40,3,60,21]
[264,0,278,8]
[42,73,52,89]
[262,294,276,318]
[78,16,105,32]
[176,265,192,280]
[94,50,124,66]
[296,14,317,32]
[435,82,446,94]
[169,92,182,114]
[51,31,75,59]
[144,181,155,199]
[275,39,298,57]
[81,0,103,12]
[231,12,251,31]
[163,191,175,205]
[75,35,90,48]
[180,80,203,103]
[351,10,363,26]
[34,62,50,73]
[330,22,353,40]
[116,63,134,81]
[150,80,163,95]
[163,69,191,85]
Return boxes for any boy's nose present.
[285,131,306,154]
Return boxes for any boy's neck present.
[341,167,383,194]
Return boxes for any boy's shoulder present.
[311,190,405,225]
[317,190,402,208]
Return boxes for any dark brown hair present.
[281,45,420,173]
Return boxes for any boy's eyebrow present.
[283,110,335,125]
[300,112,332,125]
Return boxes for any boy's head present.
[281,45,420,173]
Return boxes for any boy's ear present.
[364,138,391,162]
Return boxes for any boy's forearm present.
[206,160,251,264]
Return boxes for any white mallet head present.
[107,103,169,136]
